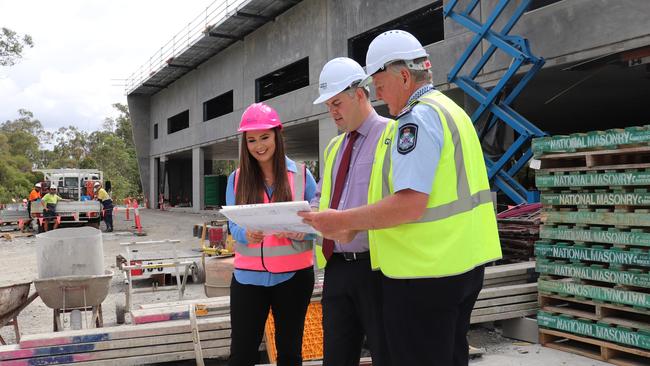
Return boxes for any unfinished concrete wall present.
[129,0,650,210]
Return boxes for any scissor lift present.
[444,0,546,204]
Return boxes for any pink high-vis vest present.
[233,164,314,273]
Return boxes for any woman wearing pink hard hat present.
[225,102,317,366]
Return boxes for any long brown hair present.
[235,127,292,204]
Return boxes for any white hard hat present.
[362,30,429,84]
[35,182,41,188]
[313,57,368,104]
[94,182,101,187]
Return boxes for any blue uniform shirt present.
[226,157,317,287]
[392,84,445,195]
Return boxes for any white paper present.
[219,200,317,234]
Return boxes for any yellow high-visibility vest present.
[314,134,347,269]
[367,90,502,278]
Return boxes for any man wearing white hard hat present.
[300,30,501,365]
[311,57,390,366]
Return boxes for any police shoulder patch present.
[397,123,418,155]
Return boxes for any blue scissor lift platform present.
[444,0,547,204]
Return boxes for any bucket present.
[208,227,224,246]
[36,227,104,278]
[204,256,234,297]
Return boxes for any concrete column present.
[192,147,205,212]
[149,157,158,209]
[318,117,338,178]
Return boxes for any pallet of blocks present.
[533,126,650,366]
[497,203,542,263]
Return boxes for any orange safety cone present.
[125,198,131,221]
[134,207,146,236]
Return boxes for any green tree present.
[0,27,33,66]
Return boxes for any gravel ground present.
[0,209,610,365]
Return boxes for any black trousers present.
[382,265,485,366]
[101,199,113,230]
[322,255,390,366]
[228,267,314,366]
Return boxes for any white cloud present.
[0,0,208,131]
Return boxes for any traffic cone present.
[125,198,131,221]
[134,208,146,236]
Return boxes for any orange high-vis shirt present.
[29,189,40,201]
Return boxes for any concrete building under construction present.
[126,0,650,211]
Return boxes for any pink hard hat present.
[238,103,282,132]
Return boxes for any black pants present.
[101,199,113,230]
[228,267,314,366]
[322,255,390,366]
[382,265,485,366]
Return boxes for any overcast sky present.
[0,1,211,132]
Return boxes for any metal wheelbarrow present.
[0,282,38,344]
[33,270,113,331]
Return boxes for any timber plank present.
[3,339,229,366]
[540,328,650,366]
[1,330,230,361]
[477,283,538,300]
[470,301,538,317]
[53,346,230,366]
[473,293,538,308]
[470,309,537,324]
[18,316,231,348]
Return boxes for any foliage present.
[0,104,141,203]
[0,27,33,66]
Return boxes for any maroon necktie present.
[322,131,359,260]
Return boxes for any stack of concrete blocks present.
[532,126,650,365]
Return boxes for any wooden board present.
[540,328,650,366]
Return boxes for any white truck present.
[30,169,104,231]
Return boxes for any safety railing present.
[125,0,249,95]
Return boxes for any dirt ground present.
[0,209,609,365]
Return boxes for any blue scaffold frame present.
[444,0,546,204]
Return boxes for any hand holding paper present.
[220,200,318,235]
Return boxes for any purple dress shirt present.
[312,110,389,252]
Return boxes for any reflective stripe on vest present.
[233,163,314,273]
[314,134,347,269]
[368,90,501,278]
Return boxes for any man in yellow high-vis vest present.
[311,57,390,366]
[300,30,502,365]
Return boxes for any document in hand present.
[219,200,317,234]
